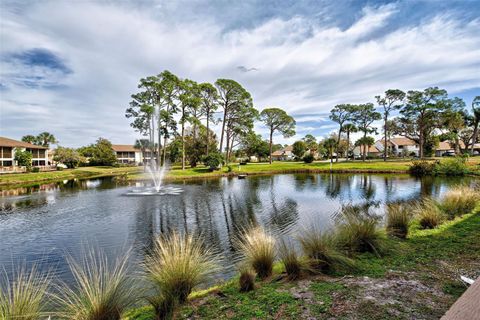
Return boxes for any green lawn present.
[126,208,480,320]
[129,158,480,182]
[0,166,141,187]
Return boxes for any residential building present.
[375,137,420,157]
[271,145,294,161]
[353,145,382,158]
[111,145,143,165]
[0,136,49,170]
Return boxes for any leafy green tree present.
[343,123,357,160]
[302,134,317,154]
[393,87,451,158]
[90,138,117,166]
[215,79,255,161]
[441,99,467,154]
[203,153,223,170]
[178,79,201,170]
[292,141,307,159]
[376,89,405,161]
[355,136,375,160]
[36,132,57,147]
[240,132,270,161]
[260,107,296,164]
[21,135,37,144]
[322,138,337,164]
[351,103,381,161]
[53,147,83,168]
[199,83,219,156]
[330,104,354,161]
[14,149,33,170]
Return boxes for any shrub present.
[278,239,303,280]
[145,232,218,308]
[303,154,314,163]
[297,227,354,272]
[439,186,480,218]
[203,153,223,170]
[0,266,51,320]
[238,265,256,292]
[55,249,136,320]
[227,165,233,173]
[434,157,469,176]
[415,198,445,229]
[236,227,275,279]
[336,205,386,256]
[56,166,64,171]
[31,167,40,173]
[409,160,436,176]
[385,203,411,239]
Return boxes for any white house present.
[0,136,49,171]
[271,145,294,161]
[111,145,144,165]
[375,137,420,157]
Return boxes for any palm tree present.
[343,123,357,161]
[355,136,375,161]
[36,132,57,148]
[134,139,150,171]
[323,138,337,168]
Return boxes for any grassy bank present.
[127,208,480,320]
[0,166,141,187]
[130,158,480,182]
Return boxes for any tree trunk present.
[362,133,367,162]
[471,120,479,154]
[206,110,210,156]
[157,116,162,167]
[163,135,167,166]
[269,129,273,164]
[181,120,185,170]
[383,116,388,162]
[336,128,342,162]
[219,104,227,156]
[419,131,424,158]
[346,130,350,161]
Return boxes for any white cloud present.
[0,1,479,146]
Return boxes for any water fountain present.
[125,161,183,196]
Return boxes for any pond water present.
[0,173,476,285]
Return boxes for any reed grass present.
[385,203,412,239]
[54,249,136,320]
[277,239,305,280]
[0,265,51,320]
[415,198,446,229]
[439,186,480,219]
[145,232,219,307]
[236,227,276,279]
[336,205,386,255]
[238,265,256,292]
[297,227,355,272]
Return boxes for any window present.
[1,147,13,158]
[1,160,13,166]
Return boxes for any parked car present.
[442,151,456,157]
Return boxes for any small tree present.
[343,124,357,160]
[376,90,405,161]
[90,138,117,166]
[292,141,307,160]
[14,149,33,170]
[355,136,375,160]
[203,153,223,170]
[330,104,354,161]
[53,147,83,168]
[260,108,296,164]
[323,138,337,165]
[303,134,317,154]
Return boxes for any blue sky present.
[1,0,479,147]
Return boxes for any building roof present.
[0,137,47,149]
[389,137,417,146]
[111,144,140,152]
[376,139,395,147]
[271,145,293,156]
[436,141,466,151]
[354,145,381,153]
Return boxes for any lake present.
[0,173,475,285]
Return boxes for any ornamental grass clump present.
[439,186,480,219]
[278,239,304,280]
[145,231,219,310]
[297,227,354,273]
[238,265,256,292]
[336,204,386,256]
[236,227,276,279]
[386,203,412,239]
[0,266,51,320]
[415,198,445,229]
[54,249,136,320]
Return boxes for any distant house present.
[111,145,143,165]
[0,136,49,171]
[271,145,294,161]
[353,144,382,158]
[375,137,419,157]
